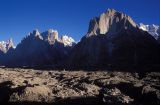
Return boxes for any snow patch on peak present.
[139,23,148,31]
[33,29,40,36]
[61,35,75,46]
[0,38,15,53]
[139,23,160,40]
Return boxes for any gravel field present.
[0,68,160,105]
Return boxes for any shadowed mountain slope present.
[67,9,160,71]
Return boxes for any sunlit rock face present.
[86,9,137,37]
[0,41,7,53]
[68,9,160,70]
[42,29,59,44]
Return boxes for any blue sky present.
[0,0,160,45]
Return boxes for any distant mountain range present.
[0,29,75,67]
[0,9,160,71]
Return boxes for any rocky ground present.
[0,68,159,105]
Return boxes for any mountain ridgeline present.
[0,29,75,68]
[139,23,160,40]
[0,9,160,71]
[68,9,160,71]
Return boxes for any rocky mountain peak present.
[26,29,43,40]
[32,29,43,39]
[0,38,14,53]
[139,23,160,40]
[61,35,75,46]
[41,29,59,44]
[6,38,14,50]
[24,29,75,46]
[105,8,117,16]
[33,29,40,35]
[86,9,137,37]
[47,29,59,44]
[0,41,6,53]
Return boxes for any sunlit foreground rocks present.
[0,68,159,105]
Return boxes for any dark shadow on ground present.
[5,95,160,105]
[0,81,27,105]
[2,64,160,72]
[0,81,159,105]
[7,96,104,105]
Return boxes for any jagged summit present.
[0,38,14,53]
[0,9,160,70]
[1,29,76,67]
[41,29,75,46]
[25,29,43,41]
[60,35,75,46]
[139,23,160,40]
[42,29,59,44]
[68,9,160,70]
[19,29,75,47]
[48,30,59,43]
[86,9,137,37]
[33,29,40,36]
[6,38,14,50]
